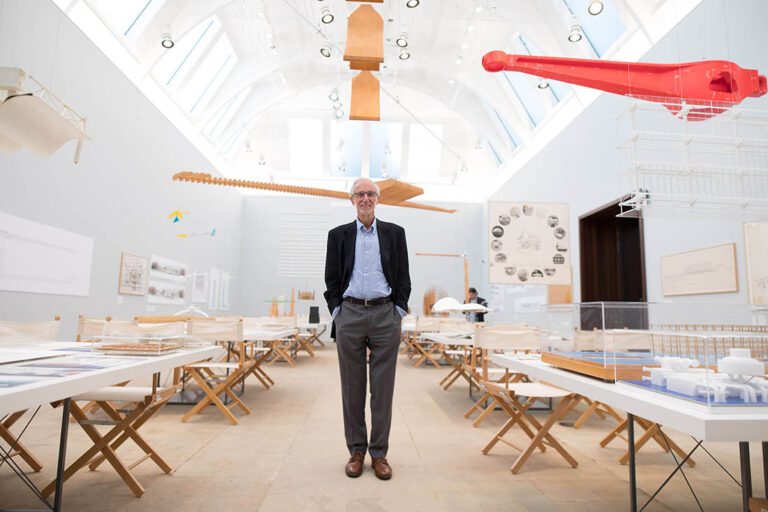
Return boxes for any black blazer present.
[324,219,411,324]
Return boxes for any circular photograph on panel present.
[554,227,566,239]
[495,253,507,263]
[547,215,559,228]
[522,204,534,216]
[517,269,529,282]
[505,266,517,276]
[509,206,521,218]
[491,240,503,252]
[491,226,504,238]
[553,254,565,265]
[498,214,511,226]
[544,268,556,276]
[531,269,543,278]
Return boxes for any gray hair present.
[349,178,380,198]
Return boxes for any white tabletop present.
[0,345,223,416]
[491,354,768,442]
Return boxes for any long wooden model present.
[172,172,456,213]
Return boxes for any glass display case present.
[91,321,188,356]
[538,302,768,406]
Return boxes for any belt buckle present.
[364,298,372,307]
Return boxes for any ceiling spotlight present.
[406,0,419,7]
[329,89,339,102]
[537,78,550,89]
[320,6,334,24]
[332,101,342,110]
[334,109,344,119]
[320,45,331,57]
[399,49,411,60]
[160,33,174,49]
[455,56,463,65]
[568,23,583,43]
[588,0,604,15]
[396,33,408,48]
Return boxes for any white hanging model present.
[0,67,90,163]
[642,349,768,404]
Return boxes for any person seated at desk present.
[465,287,487,323]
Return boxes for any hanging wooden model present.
[172,172,455,213]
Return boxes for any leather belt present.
[344,296,392,307]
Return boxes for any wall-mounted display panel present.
[744,222,768,305]
[0,211,93,296]
[660,243,738,296]
[118,252,148,295]
[488,202,570,285]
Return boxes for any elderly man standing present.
[324,177,411,480]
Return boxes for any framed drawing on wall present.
[118,252,149,295]
[744,221,768,304]
[660,243,738,296]
[488,202,571,285]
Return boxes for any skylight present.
[290,119,324,177]
[152,17,221,88]
[178,36,238,114]
[370,123,403,179]
[329,121,363,178]
[517,34,570,103]
[204,86,252,141]
[502,71,548,128]
[407,124,443,182]
[563,0,626,57]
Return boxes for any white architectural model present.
[642,349,768,404]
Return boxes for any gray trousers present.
[335,300,401,459]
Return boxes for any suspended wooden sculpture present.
[172,171,455,213]
[344,4,383,120]
[482,52,767,121]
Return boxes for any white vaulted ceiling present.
[53,0,701,203]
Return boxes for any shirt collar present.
[356,217,377,234]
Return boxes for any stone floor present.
[1,343,763,511]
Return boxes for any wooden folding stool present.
[483,381,578,474]
[463,325,539,427]
[267,333,299,366]
[411,317,442,368]
[601,415,695,467]
[42,370,183,498]
[562,395,624,428]
[0,317,61,472]
[182,318,253,425]
[240,342,275,390]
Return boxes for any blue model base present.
[621,379,767,406]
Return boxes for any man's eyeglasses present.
[353,191,378,199]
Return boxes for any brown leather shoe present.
[371,457,392,480]
[345,451,365,478]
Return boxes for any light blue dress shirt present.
[333,218,406,318]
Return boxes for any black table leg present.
[763,442,768,500]
[740,441,751,512]
[628,413,637,512]
[52,398,70,512]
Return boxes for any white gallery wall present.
[487,0,768,309]
[239,195,482,318]
[0,0,243,338]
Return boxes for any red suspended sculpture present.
[482,51,767,120]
